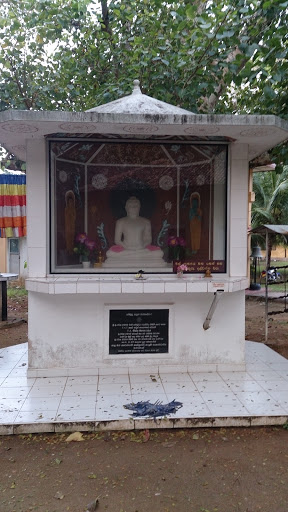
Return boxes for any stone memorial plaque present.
[109,309,169,354]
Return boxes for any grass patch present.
[7,284,27,298]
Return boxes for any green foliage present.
[7,286,28,298]
[252,167,288,263]
[0,0,287,163]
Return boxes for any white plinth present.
[26,275,248,377]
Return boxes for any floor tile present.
[267,391,288,410]
[98,375,129,384]
[1,377,36,387]
[56,409,96,421]
[62,384,97,397]
[175,403,212,417]
[58,396,97,410]
[15,410,57,423]
[207,404,250,416]
[21,397,62,412]
[0,398,25,411]
[159,373,193,383]
[242,403,287,415]
[130,382,164,393]
[247,370,284,381]
[200,391,241,405]
[258,379,288,392]
[97,383,131,395]
[190,372,224,382]
[0,341,287,432]
[163,381,198,393]
[195,381,231,393]
[0,410,19,422]
[28,385,64,398]
[227,380,264,392]
[0,387,30,399]
[219,371,254,382]
[236,390,278,406]
[129,374,160,384]
[35,377,67,387]
[66,376,98,385]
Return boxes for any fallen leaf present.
[162,441,177,448]
[54,491,65,500]
[86,497,99,511]
[65,432,84,442]
[142,429,150,443]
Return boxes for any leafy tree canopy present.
[0,0,287,165]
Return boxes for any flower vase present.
[82,260,90,269]
[177,271,184,278]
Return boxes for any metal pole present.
[265,230,268,343]
[203,290,224,330]
[1,280,7,322]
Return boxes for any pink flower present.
[178,263,188,272]
[85,239,96,251]
[177,237,186,247]
[168,236,186,247]
[75,233,88,244]
[168,236,178,247]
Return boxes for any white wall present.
[26,139,47,278]
[25,139,249,376]
[28,290,245,374]
[229,143,249,277]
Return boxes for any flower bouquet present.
[73,233,97,263]
[167,235,186,261]
[176,263,188,278]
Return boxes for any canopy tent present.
[251,224,288,237]
[251,225,288,341]
[0,172,26,238]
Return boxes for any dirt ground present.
[245,296,288,359]
[0,295,288,512]
[0,427,288,512]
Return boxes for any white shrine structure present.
[0,80,288,377]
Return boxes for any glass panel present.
[9,238,19,254]
[50,139,227,274]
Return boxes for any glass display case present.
[49,137,227,274]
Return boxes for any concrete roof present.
[0,80,287,162]
[87,80,193,115]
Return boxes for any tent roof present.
[251,224,288,235]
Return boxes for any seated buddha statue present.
[103,196,166,268]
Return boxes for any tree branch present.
[100,0,112,35]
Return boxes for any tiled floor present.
[0,341,288,434]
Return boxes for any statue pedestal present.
[103,247,168,269]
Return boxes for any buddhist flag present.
[0,173,26,238]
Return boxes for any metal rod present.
[265,230,268,343]
[1,281,7,322]
[203,290,224,330]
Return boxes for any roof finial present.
[132,79,141,95]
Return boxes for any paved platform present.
[0,341,287,435]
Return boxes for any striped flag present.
[0,173,26,237]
